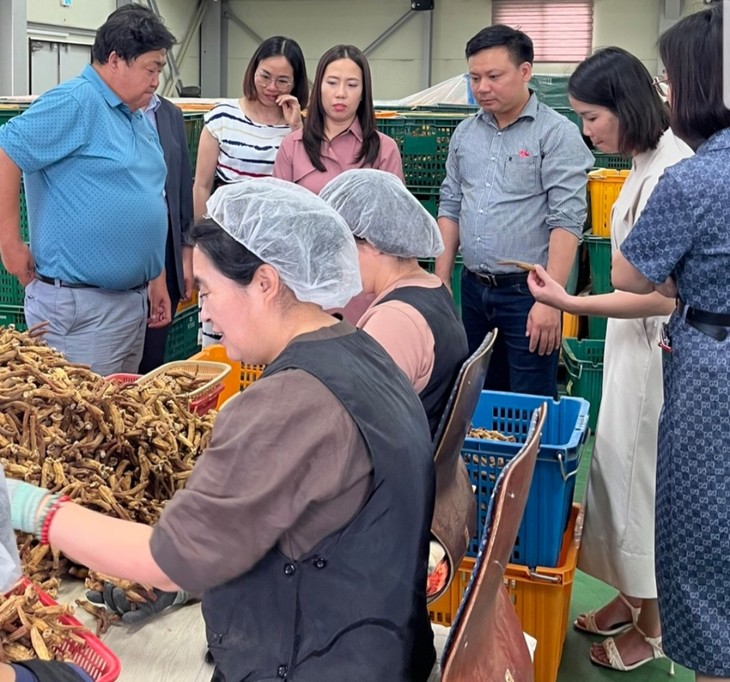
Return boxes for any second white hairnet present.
[206,178,362,309]
[320,169,444,259]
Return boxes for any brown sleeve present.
[150,369,371,595]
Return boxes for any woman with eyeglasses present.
[192,36,309,221]
[526,46,691,674]
[613,4,730,680]
[273,44,403,195]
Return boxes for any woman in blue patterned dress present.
[614,3,730,680]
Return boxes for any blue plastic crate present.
[462,391,589,567]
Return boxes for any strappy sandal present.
[590,625,675,675]
[574,593,641,636]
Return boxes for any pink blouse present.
[272,118,404,195]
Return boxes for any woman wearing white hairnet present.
[0,469,93,682]
[4,178,437,682]
[321,169,469,437]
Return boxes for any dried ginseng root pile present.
[0,326,217,587]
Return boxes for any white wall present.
[22,0,710,100]
[223,0,666,99]
[24,0,199,95]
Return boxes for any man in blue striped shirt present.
[0,6,176,375]
[437,25,593,397]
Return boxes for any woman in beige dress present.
[528,47,691,673]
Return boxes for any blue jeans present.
[461,270,558,398]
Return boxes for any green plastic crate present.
[0,305,27,331]
[0,189,30,306]
[562,337,605,431]
[183,113,204,174]
[529,74,571,108]
[164,307,200,362]
[592,152,631,170]
[411,188,439,218]
[587,314,608,340]
[554,107,580,130]
[586,232,613,294]
[0,269,26,307]
[376,113,472,189]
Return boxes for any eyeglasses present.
[254,71,294,91]
[652,74,670,98]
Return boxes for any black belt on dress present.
[677,299,730,342]
[466,269,529,288]
[36,274,98,289]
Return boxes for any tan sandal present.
[574,593,640,636]
[590,625,675,675]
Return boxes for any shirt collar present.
[81,64,124,109]
[476,90,538,126]
[145,93,162,114]
[343,117,363,143]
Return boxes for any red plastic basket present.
[105,369,225,415]
[8,578,121,681]
[104,373,141,385]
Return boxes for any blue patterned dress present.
[621,128,730,676]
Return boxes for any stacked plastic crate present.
[376,110,475,311]
[429,391,590,682]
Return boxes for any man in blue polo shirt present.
[0,5,176,375]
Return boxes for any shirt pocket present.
[503,156,539,195]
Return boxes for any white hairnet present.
[0,468,21,592]
[320,169,444,259]
[205,178,362,309]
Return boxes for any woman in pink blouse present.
[273,44,404,195]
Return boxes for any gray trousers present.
[24,278,148,376]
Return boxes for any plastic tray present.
[7,578,121,681]
[562,338,605,432]
[429,504,581,682]
[462,391,589,567]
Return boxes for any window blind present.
[492,0,594,63]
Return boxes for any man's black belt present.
[677,299,730,342]
[467,269,529,288]
[35,274,98,289]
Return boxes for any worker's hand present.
[4,479,51,535]
[182,245,194,301]
[527,264,571,311]
[277,94,302,130]
[526,301,561,355]
[0,240,35,287]
[86,583,190,624]
[147,273,172,329]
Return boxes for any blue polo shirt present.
[0,65,167,290]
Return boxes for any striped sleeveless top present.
[204,99,291,182]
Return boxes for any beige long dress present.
[577,130,692,598]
